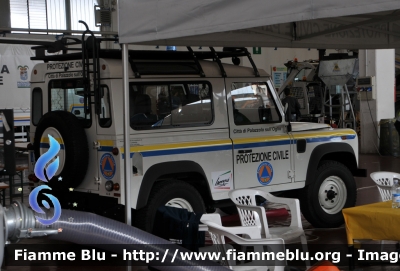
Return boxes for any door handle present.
[238,149,252,154]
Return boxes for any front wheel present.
[135,180,206,232]
[300,160,357,228]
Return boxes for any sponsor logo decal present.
[211,170,233,191]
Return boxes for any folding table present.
[343,201,400,269]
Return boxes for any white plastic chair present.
[228,189,309,268]
[370,171,400,201]
[201,213,285,271]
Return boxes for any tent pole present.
[122,44,132,226]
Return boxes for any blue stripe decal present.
[344,134,356,140]
[305,134,356,143]
[99,146,114,152]
[118,134,355,159]
[40,143,65,150]
[234,140,291,149]
[141,144,232,157]
[0,119,29,123]
[121,153,134,159]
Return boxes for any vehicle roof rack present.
[31,39,260,78]
[31,37,82,59]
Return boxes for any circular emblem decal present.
[257,162,273,185]
[100,153,116,180]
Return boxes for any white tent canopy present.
[117,0,400,224]
[119,0,400,49]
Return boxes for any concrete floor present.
[1,153,399,271]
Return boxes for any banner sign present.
[271,66,287,89]
[0,44,40,109]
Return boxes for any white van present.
[27,41,365,232]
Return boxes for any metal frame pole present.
[65,0,71,33]
[122,44,131,225]
[344,84,356,130]
[341,87,345,128]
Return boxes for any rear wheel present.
[300,160,357,228]
[135,180,206,232]
[395,101,400,119]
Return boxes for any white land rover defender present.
[27,36,366,232]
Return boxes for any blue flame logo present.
[29,135,62,225]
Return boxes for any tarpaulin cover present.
[118,0,400,49]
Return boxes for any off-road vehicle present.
[27,35,365,231]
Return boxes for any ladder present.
[324,84,356,129]
[80,20,101,116]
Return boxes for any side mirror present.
[258,107,271,123]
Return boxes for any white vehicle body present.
[28,45,365,231]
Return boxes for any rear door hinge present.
[93,141,101,149]
[94,177,101,184]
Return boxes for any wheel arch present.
[305,143,357,186]
[136,161,212,209]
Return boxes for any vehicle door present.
[48,78,99,191]
[226,79,294,189]
[95,84,114,192]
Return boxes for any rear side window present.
[231,82,281,125]
[32,88,42,125]
[129,82,213,129]
[48,80,91,127]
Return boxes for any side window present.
[49,80,91,127]
[99,85,112,127]
[231,82,281,125]
[129,82,213,129]
[32,88,42,125]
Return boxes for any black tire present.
[300,160,357,228]
[395,101,400,119]
[135,180,206,232]
[34,111,89,190]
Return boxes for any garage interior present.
[1,0,400,271]
[0,154,398,271]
